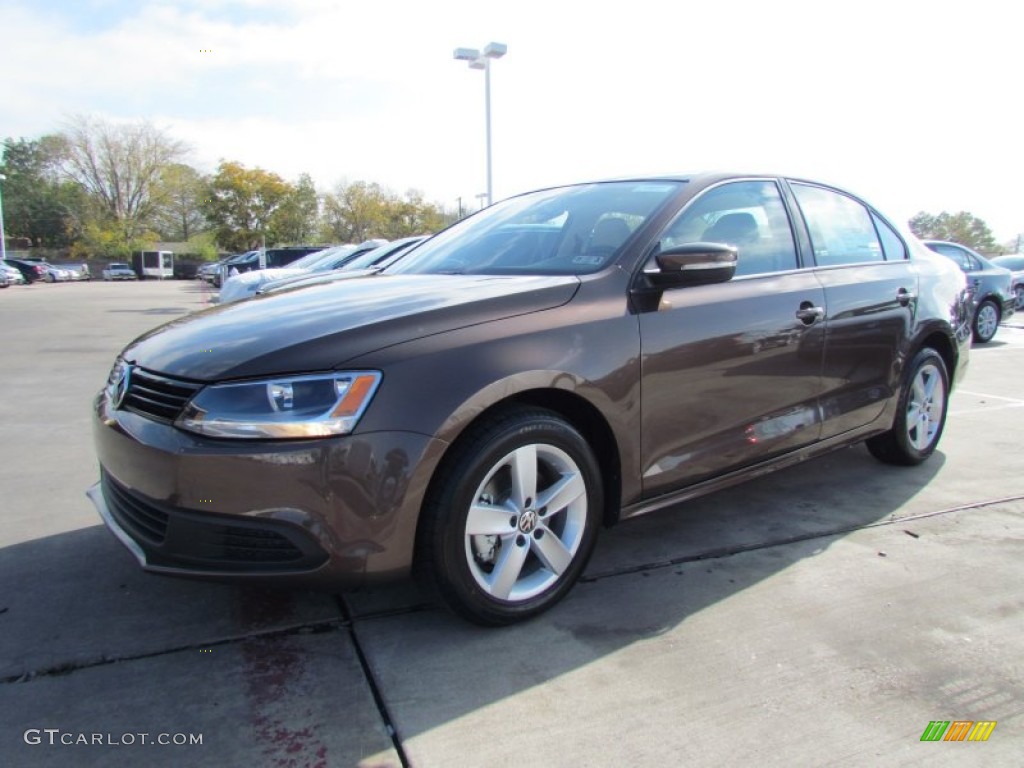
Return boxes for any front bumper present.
[90,392,447,588]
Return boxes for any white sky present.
[2,0,1021,241]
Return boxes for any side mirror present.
[643,242,737,287]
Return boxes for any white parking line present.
[957,390,1024,403]
[950,389,1024,416]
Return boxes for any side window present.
[872,213,907,261]
[791,183,884,267]
[659,180,798,277]
[932,244,972,271]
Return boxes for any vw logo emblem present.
[518,509,538,534]
[111,363,132,409]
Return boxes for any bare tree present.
[61,115,188,245]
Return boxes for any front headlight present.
[176,372,381,439]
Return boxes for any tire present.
[418,407,603,626]
[972,299,999,343]
[867,347,949,466]
[1014,285,1024,311]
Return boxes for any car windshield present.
[345,239,424,271]
[389,181,684,276]
[308,246,359,272]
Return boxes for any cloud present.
[4,0,1023,237]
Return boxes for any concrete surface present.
[1,280,1021,767]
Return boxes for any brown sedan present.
[89,173,972,625]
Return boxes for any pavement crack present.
[0,618,346,685]
[582,493,1024,583]
[337,595,412,768]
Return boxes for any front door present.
[637,179,827,498]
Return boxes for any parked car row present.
[1,258,95,284]
[216,239,415,304]
[204,246,328,288]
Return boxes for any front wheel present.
[972,299,999,343]
[418,407,603,626]
[867,348,949,466]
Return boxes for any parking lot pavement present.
[1,282,1022,767]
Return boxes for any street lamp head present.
[453,47,480,61]
[468,59,486,70]
[483,42,507,59]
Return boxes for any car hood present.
[122,273,580,381]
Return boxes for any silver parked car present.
[0,260,26,285]
[990,254,1024,310]
[923,241,1015,343]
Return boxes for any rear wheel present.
[867,347,949,466]
[972,299,999,343]
[1014,285,1024,311]
[418,407,602,626]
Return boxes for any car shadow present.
[0,444,948,746]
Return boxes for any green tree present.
[269,173,320,244]
[60,115,188,248]
[153,163,208,241]
[203,161,291,252]
[909,211,997,252]
[321,181,448,242]
[386,189,448,238]
[0,136,84,248]
[322,181,390,242]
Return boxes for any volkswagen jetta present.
[89,173,971,625]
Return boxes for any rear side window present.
[872,214,907,261]
[930,243,977,271]
[791,183,884,267]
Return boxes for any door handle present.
[896,288,916,306]
[795,302,825,325]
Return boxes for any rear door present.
[785,181,917,440]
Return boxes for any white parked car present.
[0,260,26,285]
[43,264,74,282]
[216,241,387,304]
[102,263,138,281]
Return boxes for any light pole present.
[453,42,507,207]
[0,173,6,263]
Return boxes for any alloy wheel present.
[463,443,588,602]
[906,362,945,452]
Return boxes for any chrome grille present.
[122,367,202,422]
